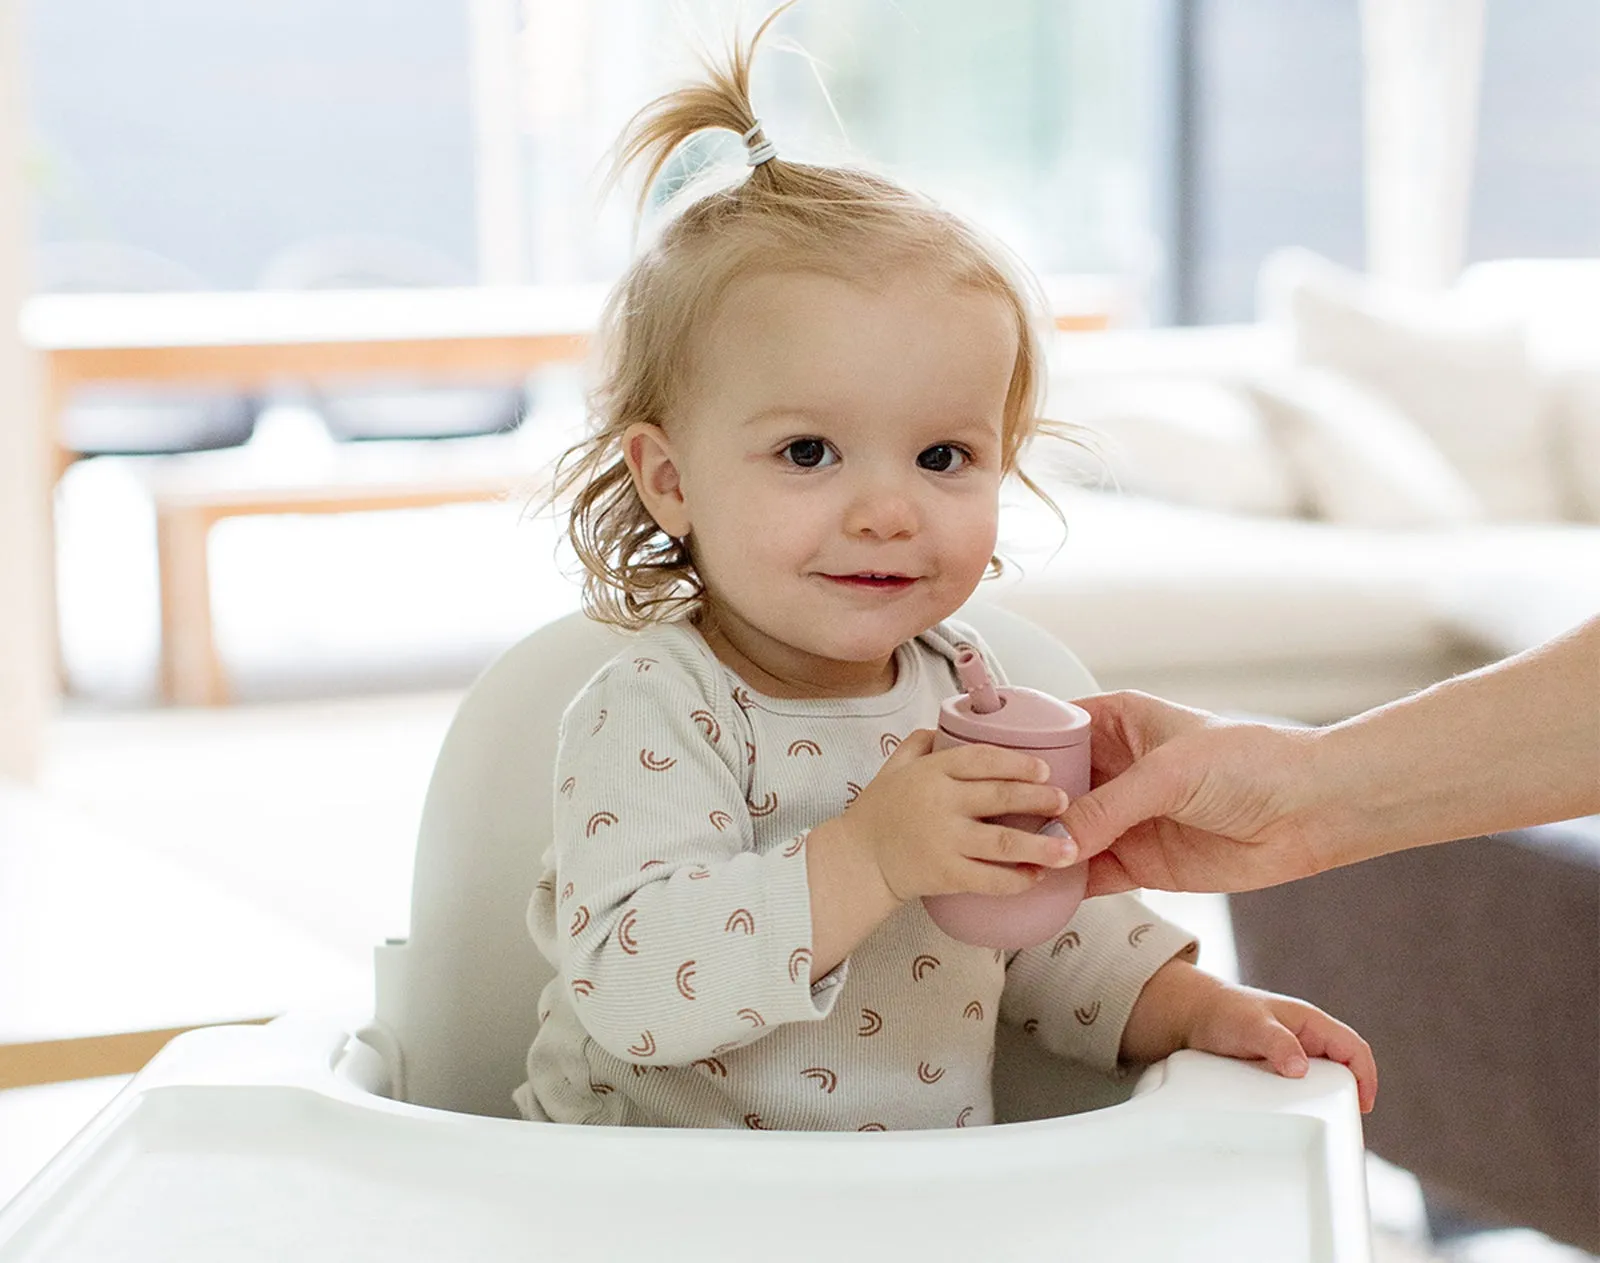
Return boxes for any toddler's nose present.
[844,476,918,540]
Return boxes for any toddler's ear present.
[622,422,691,538]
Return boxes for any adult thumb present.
[1058,751,1183,863]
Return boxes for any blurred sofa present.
[988,253,1600,724]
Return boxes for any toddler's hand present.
[841,728,1078,901]
[1130,963,1378,1112]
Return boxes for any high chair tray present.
[0,1019,1370,1262]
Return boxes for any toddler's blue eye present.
[918,444,968,472]
[784,439,834,468]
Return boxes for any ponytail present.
[609,2,793,212]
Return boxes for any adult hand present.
[1057,693,1330,896]
[1057,619,1600,896]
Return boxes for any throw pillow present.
[1032,376,1301,517]
[1248,368,1486,527]
[1258,248,1561,521]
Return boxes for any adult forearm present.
[1307,615,1600,866]
[804,816,901,980]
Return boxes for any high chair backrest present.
[374,602,1123,1121]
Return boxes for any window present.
[511,0,1161,305]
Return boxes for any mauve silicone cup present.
[922,652,1091,949]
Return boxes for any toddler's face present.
[629,268,1016,697]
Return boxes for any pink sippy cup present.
[922,649,1091,950]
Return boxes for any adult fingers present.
[1082,850,1142,897]
[1055,745,1190,865]
[1071,690,1208,781]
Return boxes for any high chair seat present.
[0,604,1374,1262]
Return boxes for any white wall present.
[0,0,52,780]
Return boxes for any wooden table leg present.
[40,361,75,696]
[156,506,228,706]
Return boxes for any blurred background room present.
[1,2,1596,1258]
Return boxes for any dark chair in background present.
[1229,817,1600,1252]
[256,236,527,441]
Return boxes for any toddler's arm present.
[543,660,838,1065]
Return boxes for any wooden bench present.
[144,435,551,705]
[20,285,607,704]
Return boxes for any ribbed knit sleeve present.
[999,893,1198,1074]
[535,648,840,1067]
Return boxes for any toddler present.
[515,9,1376,1130]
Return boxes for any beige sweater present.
[515,619,1196,1130]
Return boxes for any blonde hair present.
[551,4,1068,629]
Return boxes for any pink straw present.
[955,649,1002,714]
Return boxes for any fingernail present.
[1039,821,1078,864]
[1054,790,1070,814]
[1033,760,1051,782]
[1286,1056,1309,1076]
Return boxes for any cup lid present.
[939,686,1090,749]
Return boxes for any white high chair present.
[0,605,1373,1262]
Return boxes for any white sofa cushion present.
[1035,376,1301,518]
[1454,260,1600,524]
[1260,249,1562,521]
[994,484,1450,675]
[993,482,1600,720]
[1420,524,1600,658]
[1247,368,1486,528]
[1552,369,1600,523]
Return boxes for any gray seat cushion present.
[1228,818,1600,1251]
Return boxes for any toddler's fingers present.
[972,823,1077,871]
[1220,1014,1309,1082]
[1288,1015,1379,1114]
[941,742,1053,785]
[882,728,936,766]
[958,854,1050,897]
[965,780,1072,828]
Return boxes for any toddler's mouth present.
[823,572,918,590]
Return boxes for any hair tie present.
[741,120,777,167]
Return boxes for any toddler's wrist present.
[810,816,904,907]
[1119,958,1220,1064]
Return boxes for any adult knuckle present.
[1069,791,1115,833]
